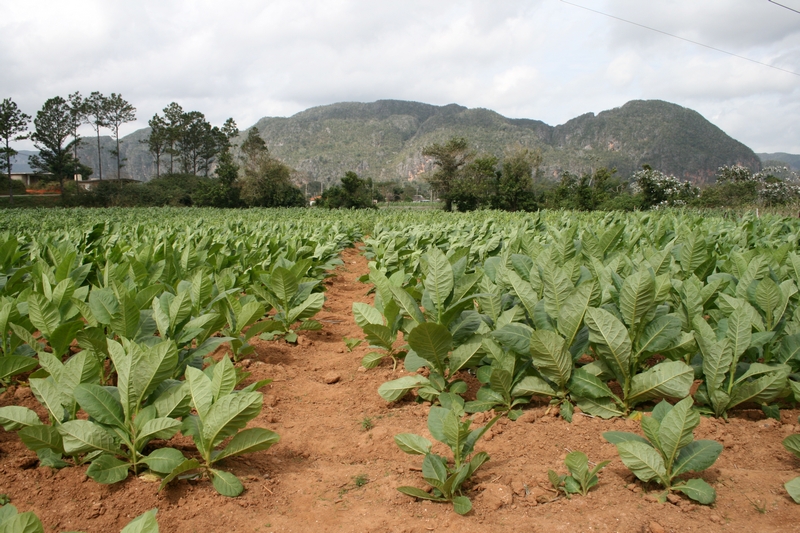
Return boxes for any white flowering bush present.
[712,165,800,207]
[632,167,699,209]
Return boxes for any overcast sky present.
[2,0,799,153]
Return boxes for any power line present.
[768,1,800,15]
[560,0,800,77]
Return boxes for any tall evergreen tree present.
[0,98,30,205]
[142,113,169,179]
[29,97,82,196]
[104,93,136,180]
[84,92,108,179]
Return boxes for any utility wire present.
[768,1,800,15]
[561,0,800,77]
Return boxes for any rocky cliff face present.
[73,99,760,184]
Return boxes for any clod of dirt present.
[648,521,666,533]
[510,480,527,496]
[475,483,513,511]
[324,372,341,384]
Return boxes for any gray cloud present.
[2,0,798,153]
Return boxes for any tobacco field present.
[0,207,799,532]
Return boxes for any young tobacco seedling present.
[782,431,800,503]
[604,397,722,504]
[160,356,278,497]
[394,393,500,515]
[548,451,609,497]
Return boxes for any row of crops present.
[1,207,800,526]
[354,209,800,509]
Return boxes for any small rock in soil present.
[648,521,666,533]
[476,483,513,511]
[323,373,341,384]
[666,493,682,505]
[511,480,527,496]
[643,494,660,503]
[516,411,537,423]
[14,387,32,401]
[264,394,278,407]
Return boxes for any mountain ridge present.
[16,99,764,185]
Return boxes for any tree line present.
[421,137,800,212]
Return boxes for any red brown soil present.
[2,246,800,532]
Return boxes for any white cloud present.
[2,0,799,152]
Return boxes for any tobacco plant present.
[395,393,499,514]
[548,451,609,497]
[161,356,278,497]
[604,397,723,504]
[782,431,800,503]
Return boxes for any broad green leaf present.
[615,440,667,484]
[490,324,533,355]
[785,476,800,504]
[558,282,593,347]
[378,375,429,402]
[287,292,324,324]
[29,378,67,423]
[202,391,263,448]
[424,247,454,318]
[211,356,237,402]
[89,287,119,325]
[58,420,119,455]
[565,451,589,485]
[363,324,394,350]
[74,384,125,428]
[120,509,159,533]
[397,486,448,502]
[0,356,38,382]
[271,267,298,309]
[540,262,572,322]
[729,364,790,408]
[576,397,624,419]
[674,478,716,504]
[657,397,699,470]
[529,330,571,388]
[627,361,693,406]
[726,305,752,359]
[511,375,557,398]
[185,366,214,420]
[636,315,682,358]
[672,440,723,476]
[159,458,201,491]
[18,425,63,452]
[0,406,41,431]
[86,454,130,484]
[210,468,244,497]
[141,448,186,474]
[213,428,280,462]
[0,511,45,533]
[352,302,384,328]
[603,431,650,445]
[452,495,472,515]
[390,285,425,326]
[568,368,615,400]
[138,418,182,443]
[27,293,59,338]
[449,337,483,374]
[585,307,632,385]
[361,351,385,369]
[422,453,448,485]
[407,323,451,375]
[619,270,655,330]
[506,270,538,320]
[784,434,800,458]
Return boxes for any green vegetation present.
[395,393,499,515]
[548,451,609,497]
[604,398,723,504]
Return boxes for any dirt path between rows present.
[2,246,800,532]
